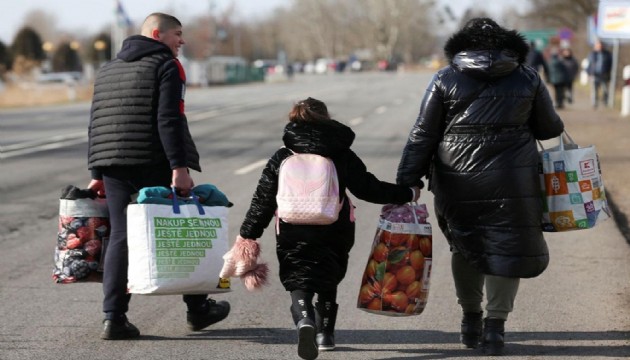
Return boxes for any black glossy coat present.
[397,26,564,278]
[240,120,412,292]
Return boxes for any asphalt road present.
[1,72,629,360]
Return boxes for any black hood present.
[282,119,355,157]
[443,20,529,79]
[116,35,173,62]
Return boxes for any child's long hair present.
[288,97,330,123]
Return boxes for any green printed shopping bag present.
[127,190,231,295]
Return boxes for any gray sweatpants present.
[451,252,520,320]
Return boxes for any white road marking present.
[189,110,220,122]
[349,117,363,126]
[234,159,268,175]
[0,135,87,159]
[375,106,387,114]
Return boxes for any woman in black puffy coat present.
[237,97,419,359]
[396,18,564,355]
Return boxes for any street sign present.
[597,0,630,39]
[520,29,557,49]
[558,27,574,40]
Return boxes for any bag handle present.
[409,201,420,225]
[171,187,205,215]
[538,130,575,152]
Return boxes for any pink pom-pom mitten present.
[220,236,269,291]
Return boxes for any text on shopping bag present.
[152,216,224,279]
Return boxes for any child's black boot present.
[315,301,338,351]
[290,299,318,360]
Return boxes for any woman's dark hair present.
[288,97,330,123]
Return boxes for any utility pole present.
[209,0,217,57]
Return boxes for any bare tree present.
[183,16,213,59]
[11,27,46,76]
[84,33,112,64]
[51,42,82,72]
[0,40,12,78]
[22,10,59,43]
[269,0,435,64]
[285,0,339,59]
[526,0,597,30]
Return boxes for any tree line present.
[3,0,628,88]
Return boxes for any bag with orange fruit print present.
[357,203,432,316]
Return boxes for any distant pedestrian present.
[224,97,420,360]
[560,48,579,104]
[526,41,549,81]
[396,17,564,356]
[586,39,613,108]
[547,47,571,109]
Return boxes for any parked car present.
[37,72,83,85]
[314,58,335,74]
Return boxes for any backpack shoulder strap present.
[279,146,296,156]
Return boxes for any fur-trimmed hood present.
[443,18,530,79]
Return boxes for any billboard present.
[597,0,630,39]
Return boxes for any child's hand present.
[410,186,421,202]
[220,236,269,291]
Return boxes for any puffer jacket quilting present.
[397,26,564,278]
[88,35,200,173]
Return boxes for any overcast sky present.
[0,0,290,43]
[0,0,530,44]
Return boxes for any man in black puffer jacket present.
[396,18,564,355]
[87,13,229,340]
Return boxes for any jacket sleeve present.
[396,73,445,187]
[586,52,594,75]
[344,149,414,205]
[529,75,565,140]
[239,150,284,239]
[156,58,189,169]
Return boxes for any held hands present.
[87,179,105,197]
[220,236,269,291]
[171,167,194,196]
[410,186,421,202]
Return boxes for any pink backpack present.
[276,149,342,225]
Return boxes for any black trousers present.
[100,165,207,317]
[553,83,566,108]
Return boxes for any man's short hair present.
[143,12,182,33]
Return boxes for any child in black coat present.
[221,97,421,360]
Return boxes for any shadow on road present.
[607,191,630,245]
[134,328,630,358]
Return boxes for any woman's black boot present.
[460,311,483,348]
[482,317,505,356]
[315,302,338,351]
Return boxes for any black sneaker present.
[100,318,140,340]
[186,299,230,331]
